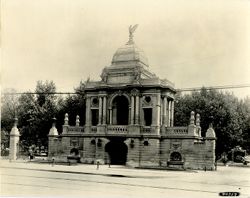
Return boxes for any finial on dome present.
[127,24,139,45]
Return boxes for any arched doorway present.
[105,138,128,165]
[112,95,129,125]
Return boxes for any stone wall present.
[159,139,171,166]
[181,139,216,170]
[126,138,160,167]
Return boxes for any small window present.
[145,96,151,103]
[143,140,149,146]
[97,139,102,147]
[92,98,98,106]
[91,139,96,145]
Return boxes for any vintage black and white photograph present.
[1,0,250,197]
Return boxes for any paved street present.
[0,160,250,198]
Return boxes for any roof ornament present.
[127,24,139,45]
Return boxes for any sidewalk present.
[0,159,188,178]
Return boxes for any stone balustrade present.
[165,127,188,135]
[141,126,151,133]
[91,126,97,133]
[67,126,84,133]
[63,124,191,136]
[107,125,128,134]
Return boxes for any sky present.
[1,0,250,98]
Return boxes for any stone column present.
[168,100,172,127]
[85,96,91,126]
[109,108,112,125]
[130,96,135,125]
[171,100,174,127]
[98,97,103,125]
[139,97,144,125]
[163,96,167,126]
[9,118,20,161]
[135,95,139,125]
[166,99,169,126]
[152,93,161,127]
[102,96,107,125]
[156,93,161,126]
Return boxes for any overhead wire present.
[2,84,250,95]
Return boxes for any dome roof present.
[111,42,149,67]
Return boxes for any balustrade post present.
[64,113,69,125]
[190,111,195,125]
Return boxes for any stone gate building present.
[48,28,216,170]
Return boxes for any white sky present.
[1,0,250,98]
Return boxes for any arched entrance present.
[112,95,129,125]
[105,138,128,165]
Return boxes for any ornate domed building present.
[48,26,216,170]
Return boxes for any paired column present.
[163,96,168,126]
[168,100,171,126]
[85,96,91,126]
[98,97,103,125]
[102,96,107,124]
[130,94,140,125]
[160,96,174,127]
[135,95,139,125]
[109,108,112,125]
[152,93,161,126]
[156,93,161,126]
[167,100,174,127]
[130,96,134,125]
[98,95,107,125]
[171,100,174,127]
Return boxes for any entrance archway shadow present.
[105,138,128,165]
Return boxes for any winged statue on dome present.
[127,24,139,44]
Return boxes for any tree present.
[17,80,58,150]
[1,89,20,152]
[56,81,86,131]
[175,88,250,157]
